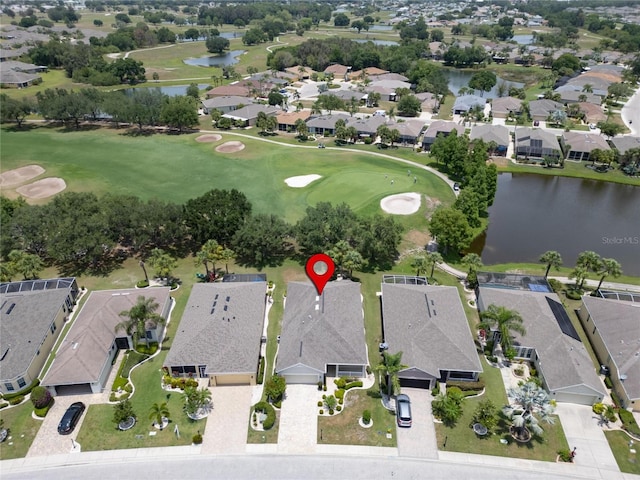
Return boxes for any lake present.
[512,34,535,45]
[183,50,245,67]
[470,173,640,276]
[353,38,398,46]
[445,69,524,98]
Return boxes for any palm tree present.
[569,265,589,290]
[343,249,364,278]
[461,253,483,275]
[183,387,213,416]
[411,255,428,277]
[8,250,44,280]
[116,296,165,347]
[424,252,443,278]
[375,351,407,396]
[582,83,593,94]
[326,240,351,277]
[479,304,526,354]
[139,260,149,283]
[149,402,170,430]
[220,247,235,275]
[503,382,555,440]
[576,250,601,273]
[539,251,562,278]
[596,258,622,291]
[148,248,177,283]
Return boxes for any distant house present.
[478,275,605,405]
[381,280,482,389]
[349,66,389,81]
[610,136,640,155]
[42,288,171,396]
[206,84,252,98]
[221,104,278,127]
[452,95,486,115]
[556,90,602,106]
[470,124,510,155]
[514,127,561,160]
[324,63,351,80]
[276,110,311,132]
[422,120,465,151]
[578,295,640,411]
[306,114,350,136]
[0,61,46,88]
[0,278,79,395]
[201,96,255,114]
[285,65,315,80]
[330,90,367,103]
[164,282,267,386]
[348,115,386,139]
[365,85,396,102]
[387,120,425,146]
[528,99,564,122]
[491,96,522,118]
[561,131,611,161]
[416,92,438,113]
[367,72,409,82]
[275,281,367,384]
[575,102,607,124]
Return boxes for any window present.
[5,382,14,392]
[50,322,57,334]
[17,377,26,388]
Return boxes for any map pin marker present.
[305,253,335,295]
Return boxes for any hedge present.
[446,380,485,392]
[257,357,265,385]
[9,395,25,405]
[619,409,640,436]
[254,402,276,430]
[344,381,363,390]
[34,399,55,417]
[335,389,345,400]
[604,377,613,389]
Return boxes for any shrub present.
[319,409,324,414]
[447,380,485,392]
[34,398,54,417]
[364,137,373,145]
[483,340,494,356]
[254,402,276,430]
[112,399,135,425]
[124,383,133,393]
[344,381,363,390]
[328,409,334,415]
[334,377,347,389]
[112,375,129,392]
[272,399,282,408]
[338,398,343,405]
[604,377,613,389]
[362,410,371,424]
[192,433,203,444]
[547,279,563,293]
[334,389,345,400]
[619,409,640,436]
[109,393,118,402]
[317,401,323,407]
[136,279,149,288]
[0,402,8,409]
[557,449,572,462]
[529,367,537,377]
[566,288,582,300]
[610,390,622,408]
[30,386,52,409]
[323,385,327,391]
[336,405,342,412]
[2,379,39,400]
[264,375,286,402]
[257,357,265,385]
[488,355,498,364]
[432,381,440,396]
[9,396,24,405]
[592,402,605,415]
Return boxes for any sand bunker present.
[380,192,421,215]
[215,141,245,153]
[195,134,222,143]
[0,165,45,188]
[16,178,66,199]
[285,174,322,188]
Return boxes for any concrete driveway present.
[277,384,317,454]
[200,386,252,454]
[396,388,438,459]
[554,403,619,472]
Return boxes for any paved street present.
[201,386,252,454]
[396,388,438,459]
[277,384,318,454]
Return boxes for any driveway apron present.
[277,384,318,454]
[200,386,252,454]
[396,387,438,459]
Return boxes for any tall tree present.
[7,250,44,280]
[425,251,443,278]
[428,207,473,254]
[148,402,170,429]
[411,255,428,277]
[161,95,198,132]
[148,248,178,282]
[232,214,292,268]
[595,258,622,291]
[539,250,563,278]
[375,351,407,396]
[479,304,526,354]
[116,295,165,347]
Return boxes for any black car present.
[58,402,86,435]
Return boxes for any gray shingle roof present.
[423,120,465,140]
[222,104,278,121]
[0,282,74,381]
[478,287,604,396]
[562,131,610,154]
[610,136,640,154]
[306,114,350,129]
[470,124,510,146]
[381,284,482,378]
[42,288,171,387]
[276,281,367,373]
[165,282,266,375]
[201,95,254,110]
[453,95,486,112]
[529,99,564,117]
[581,296,640,401]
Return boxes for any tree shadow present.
[120,129,156,137]
[59,124,102,133]
[3,123,38,133]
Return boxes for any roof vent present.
[5,303,16,315]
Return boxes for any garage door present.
[554,392,597,405]
[214,375,251,385]
[284,374,318,384]
[54,384,93,396]
[400,378,432,389]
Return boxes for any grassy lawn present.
[318,389,396,447]
[247,411,280,444]
[76,350,207,450]
[498,161,640,187]
[0,126,454,224]
[604,430,640,475]
[435,358,570,462]
[0,402,42,460]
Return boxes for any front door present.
[198,365,207,378]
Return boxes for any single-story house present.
[201,95,255,115]
[561,131,611,161]
[453,95,486,115]
[0,60,44,88]
[556,90,602,106]
[514,127,561,160]
[422,120,465,151]
[578,295,640,411]
[367,72,409,83]
[0,278,79,395]
[324,63,351,80]
[275,281,367,384]
[491,96,523,118]
[205,84,252,98]
[369,79,412,92]
[349,115,386,138]
[478,277,605,405]
[330,90,367,103]
[276,110,311,132]
[609,136,640,155]
[387,120,425,146]
[41,288,171,396]
[416,92,438,113]
[285,65,315,80]
[221,104,279,127]
[574,102,607,124]
[164,282,267,386]
[365,84,396,102]
[306,114,351,136]
[349,67,389,81]
[529,99,565,122]
[470,124,510,155]
[381,281,482,389]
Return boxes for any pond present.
[183,50,245,67]
[369,25,394,31]
[469,173,640,276]
[512,34,535,45]
[353,38,398,46]
[445,69,524,98]
[124,84,209,97]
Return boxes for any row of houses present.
[3,274,636,411]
